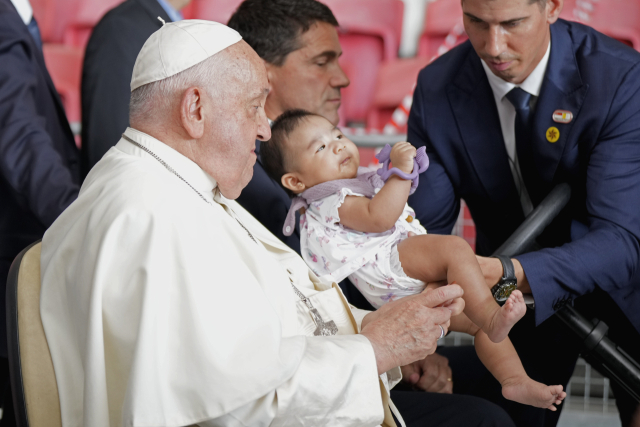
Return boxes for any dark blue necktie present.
[27,17,43,51]
[505,87,537,206]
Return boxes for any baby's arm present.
[449,314,566,410]
[339,142,416,233]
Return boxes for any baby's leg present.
[397,234,525,343]
[449,314,566,410]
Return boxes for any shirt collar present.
[156,0,183,22]
[481,41,551,100]
[121,127,218,200]
[10,0,32,25]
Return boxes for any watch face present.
[493,281,517,302]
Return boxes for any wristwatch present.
[491,255,517,304]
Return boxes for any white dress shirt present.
[481,42,551,215]
[10,0,32,24]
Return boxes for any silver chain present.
[123,133,335,336]
[122,134,257,244]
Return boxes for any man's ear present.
[546,0,563,24]
[282,173,306,194]
[180,87,205,139]
[263,60,276,92]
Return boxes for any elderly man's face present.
[202,42,271,199]
[265,21,350,126]
[462,0,561,84]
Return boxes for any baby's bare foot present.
[487,290,526,343]
[502,376,566,410]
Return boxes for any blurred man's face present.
[462,0,562,84]
[265,21,350,125]
[201,42,271,199]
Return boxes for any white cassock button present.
[285,226,291,233]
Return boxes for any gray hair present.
[129,52,225,125]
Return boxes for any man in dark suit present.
[0,0,80,423]
[408,0,640,425]
[228,2,521,426]
[228,0,350,254]
[80,0,190,176]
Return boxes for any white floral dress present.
[300,187,428,308]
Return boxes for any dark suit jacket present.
[237,140,301,254]
[81,0,171,176]
[0,0,80,356]
[408,19,640,332]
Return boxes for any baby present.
[261,109,566,410]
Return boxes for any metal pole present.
[492,183,640,404]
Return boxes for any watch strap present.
[490,255,517,303]
[495,255,516,281]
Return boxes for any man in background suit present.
[80,0,190,176]
[408,0,640,425]
[228,0,351,254]
[0,0,80,423]
[228,1,517,425]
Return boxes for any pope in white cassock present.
[39,20,464,427]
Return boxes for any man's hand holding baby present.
[361,284,465,375]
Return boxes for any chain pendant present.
[123,134,337,336]
[309,308,339,336]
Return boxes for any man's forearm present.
[477,256,531,294]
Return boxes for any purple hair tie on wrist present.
[375,144,429,194]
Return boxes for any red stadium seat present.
[560,0,640,49]
[30,0,83,43]
[189,0,243,24]
[366,56,429,130]
[338,34,388,125]
[42,44,83,130]
[323,0,403,61]
[322,0,404,125]
[62,0,124,48]
[418,0,466,59]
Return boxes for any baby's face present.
[285,115,360,191]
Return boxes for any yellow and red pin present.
[552,110,573,124]
[546,110,573,143]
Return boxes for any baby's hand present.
[389,142,417,174]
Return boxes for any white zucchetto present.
[130,19,242,92]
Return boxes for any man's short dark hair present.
[228,0,339,66]
[261,109,320,197]
[462,0,547,9]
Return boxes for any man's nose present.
[485,25,507,58]
[256,114,271,141]
[331,62,350,89]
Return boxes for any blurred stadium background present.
[29,0,640,425]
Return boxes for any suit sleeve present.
[0,20,79,227]
[517,62,640,324]
[407,76,461,235]
[81,18,138,174]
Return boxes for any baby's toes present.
[512,290,524,303]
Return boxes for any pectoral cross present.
[290,283,338,336]
[308,306,339,336]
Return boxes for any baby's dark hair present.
[261,109,320,198]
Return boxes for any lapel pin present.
[552,110,573,123]
[546,127,560,143]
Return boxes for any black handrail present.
[491,183,640,403]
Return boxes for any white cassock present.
[40,127,403,427]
